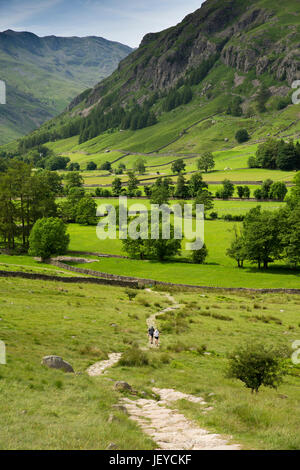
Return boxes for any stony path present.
[87,353,122,376]
[145,289,180,330]
[87,289,240,450]
[121,391,240,450]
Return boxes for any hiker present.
[154,328,160,346]
[148,326,154,344]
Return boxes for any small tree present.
[112,177,123,196]
[235,129,249,143]
[86,161,97,171]
[150,186,169,205]
[127,171,139,197]
[29,217,70,260]
[100,161,112,172]
[188,172,208,198]
[194,189,214,216]
[75,196,97,225]
[269,182,288,201]
[133,158,146,175]
[171,159,186,174]
[65,172,84,193]
[237,186,244,198]
[175,174,189,199]
[219,179,235,199]
[191,243,208,264]
[227,343,287,393]
[248,156,258,168]
[243,186,250,199]
[227,226,246,268]
[197,152,215,173]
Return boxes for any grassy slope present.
[0,277,300,450]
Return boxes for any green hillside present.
[12,0,300,176]
[0,30,132,144]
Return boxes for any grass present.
[0,278,159,450]
[1,276,299,449]
[65,196,298,289]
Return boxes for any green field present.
[64,198,299,289]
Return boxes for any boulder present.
[106,442,118,450]
[41,355,74,373]
[114,381,132,392]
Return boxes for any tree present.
[256,139,279,169]
[276,141,299,171]
[281,206,300,268]
[188,172,208,197]
[217,179,235,199]
[112,177,123,196]
[197,152,215,173]
[235,129,249,143]
[150,186,169,205]
[261,179,273,199]
[59,187,85,223]
[194,189,214,216]
[127,171,139,197]
[122,221,181,261]
[29,217,69,260]
[242,206,284,269]
[144,224,181,261]
[254,188,263,200]
[286,172,300,209]
[243,186,250,199]
[269,182,287,201]
[86,161,97,171]
[75,196,97,225]
[100,161,112,171]
[175,174,189,199]
[227,226,246,268]
[256,84,271,113]
[191,244,208,264]
[237,186,244,198]
[171,159,186,174]
[65,172,83,193]
[68,162,80,171]
[45,155,70,171]
[133,158,146,175]
[248,156,258,168]
[228,343,286,393]
[226,96,243,116]
[122,237,148,260]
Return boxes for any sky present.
[0,0,205,47]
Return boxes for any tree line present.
[248,139,300,171]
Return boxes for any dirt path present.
[87,289,241,450]
[121,391,240,450]
[87,353,122,376]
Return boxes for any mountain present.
[14,0,300,156]
[0,30,132,144]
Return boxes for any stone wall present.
[0,270,138,288]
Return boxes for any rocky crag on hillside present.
[76,0,299,112]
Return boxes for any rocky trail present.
[87,353,122,376]
[87,289,240,450]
